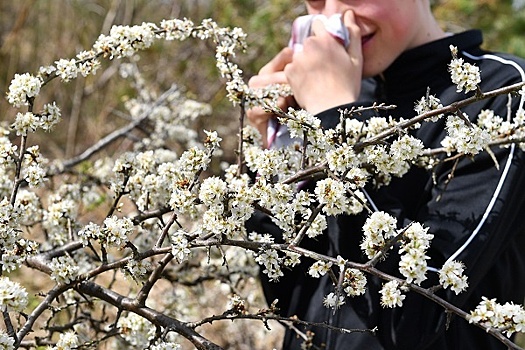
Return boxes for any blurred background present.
[0,0,524,348]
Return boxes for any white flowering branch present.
[354,81,525,152]
[288,245,523,350]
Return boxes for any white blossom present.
[11,112,39,136]
[365,144,410,178]
[414,94,444,122]
[398,247,429,285]
[398,222,433,285]
[78,222,103,246]
[48,331,79,350]
[443,114,490,155]
[55,58,79,82]
[285,108,321,140]
[439,260,468,294]
[42,199,78,246]
[366,117,390,137]
[308,260,333,278]
[38,65,56,78]
[117,313,155,348]
[7,73,42,107]
[345,167,369,189]
[103,216,133,249]
[468,297,525,336]
[76,50,101,77]
[343,269,367,297]
[124,259,151,281]
[323,292,345,309]
[23,164,47,188]
[15,189,42,225]
[254,248,283,281]
[0,329,14,350]
[390,135,424,162]
[448,46,481,93]
[361,211,398,259]
[170,230,191,263]
[380,280,406,308]
[199,176,227,206]
[40,102,62,131]
[314,178,347,216]
[0,277,28,312]
[326,143,358,174]
[159,18,194,40]
[150,342,181,350]
[50,255,79,285]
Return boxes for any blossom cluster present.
[199,171,254,238]
[0,330,14,350]
[439,260,469,294]
[343,268,367,297]
[0,276,28,313]
[46,331,79,350]
[170,230,191,263]
[7,18,247,113]
[102,216,133,249]
[0,197,38,273]
[312,256,367,310]
[380,280,407,308]
[397,222,434,285]
[414,93,444,122]
[448,45,481,93]
[10,102,61,137]
[469,297,525,336]
[6,73,42,107]
[254,248,283,281]
[323,292,346,309]
[49,255,80,285]
[117,313,157,348]
[364,133,424,180]
[442,114,490,155]
[360,211,398,259]
[314,178,365,216]
[308,260,332,278]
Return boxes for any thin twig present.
[59,85,179,170]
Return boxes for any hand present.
[247,48,295,148]
[284,10,363,115]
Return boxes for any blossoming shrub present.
[1,16,524,350]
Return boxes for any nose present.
[321,0,351,17]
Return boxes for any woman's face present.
[305,0,444,77]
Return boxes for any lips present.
[361,33,374,46]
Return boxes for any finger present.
[259,47,294,75]
[343,10,362,55]
[310,16,330,40]
[248,71,288,88]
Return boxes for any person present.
[246,0,525,349]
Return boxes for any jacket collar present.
[376,30,483,116]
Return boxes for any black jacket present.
[247,30,525,350]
